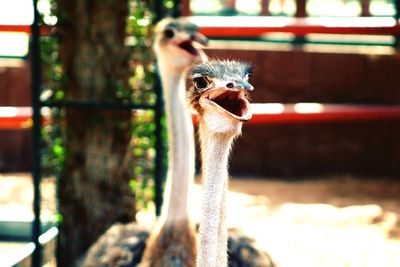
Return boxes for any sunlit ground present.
[220,177,400,267]
[1,173,400,266]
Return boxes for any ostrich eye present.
[164,28,174,39]
[193,77,208,90]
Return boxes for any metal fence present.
[27,1,177,266]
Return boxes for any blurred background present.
[0,0,400,266]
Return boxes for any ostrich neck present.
[197,121,235,267]
[159,65,195,223]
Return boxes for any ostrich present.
[83,21,273,267]
[82,17,208,267]
[139,17,208,267]
[189,60,272,267]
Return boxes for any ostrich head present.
[189,60,254,135]
[154,18,208,70]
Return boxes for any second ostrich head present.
[154,18,208,71]
[189,60,253,135]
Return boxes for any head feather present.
[191,59,252,80]
[188,59,253,114]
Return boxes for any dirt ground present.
[220,176,400,267]
[1,173,400,267]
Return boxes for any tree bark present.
[56,1,134,266]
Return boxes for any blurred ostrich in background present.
[140,18,208,267]
[82,17,207,267]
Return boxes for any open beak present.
[201,85,253,122]
[177,32,208,57]
[192,32,208,47]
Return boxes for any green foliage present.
[126,0,157,105]
[40,17,65,178]
[124,0,173,212]
[55,213,64,224]
[129,110,158,211]
[39,0,173,213]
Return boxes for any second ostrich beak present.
[177,32,208,57]
[191,32,208,47]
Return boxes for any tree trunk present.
[56,1,134,266]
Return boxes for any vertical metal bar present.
[153,2,166,217]
[361,0,370,17]
[31,0,42,266]
[173,0,181,18]
[181,0,191,16]
[261,0,269,16]
[395,0,400,48]
[294,0,306,46]
[295,0,306,17]
[154,0,164,23]
[153,75,165,217]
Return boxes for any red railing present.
[249,103,400,124]
[189,103,400,125]
[182,0,400,39]
[0,107,32,129]
[189,17,400,38]
[2,1,400,130]
[0,24,52,35]
[4,104,400,129]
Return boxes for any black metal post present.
[294,0,306,46]
[361,0,370,17]
[31,0,42,266]
[181,0,190,16]
[395,0,400,48]
[295,0,306,17]
[153,2,166,216]
[153,76,165,217]
[154,0,164,23]
[261,0,270,16]
[172,0,181,18]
